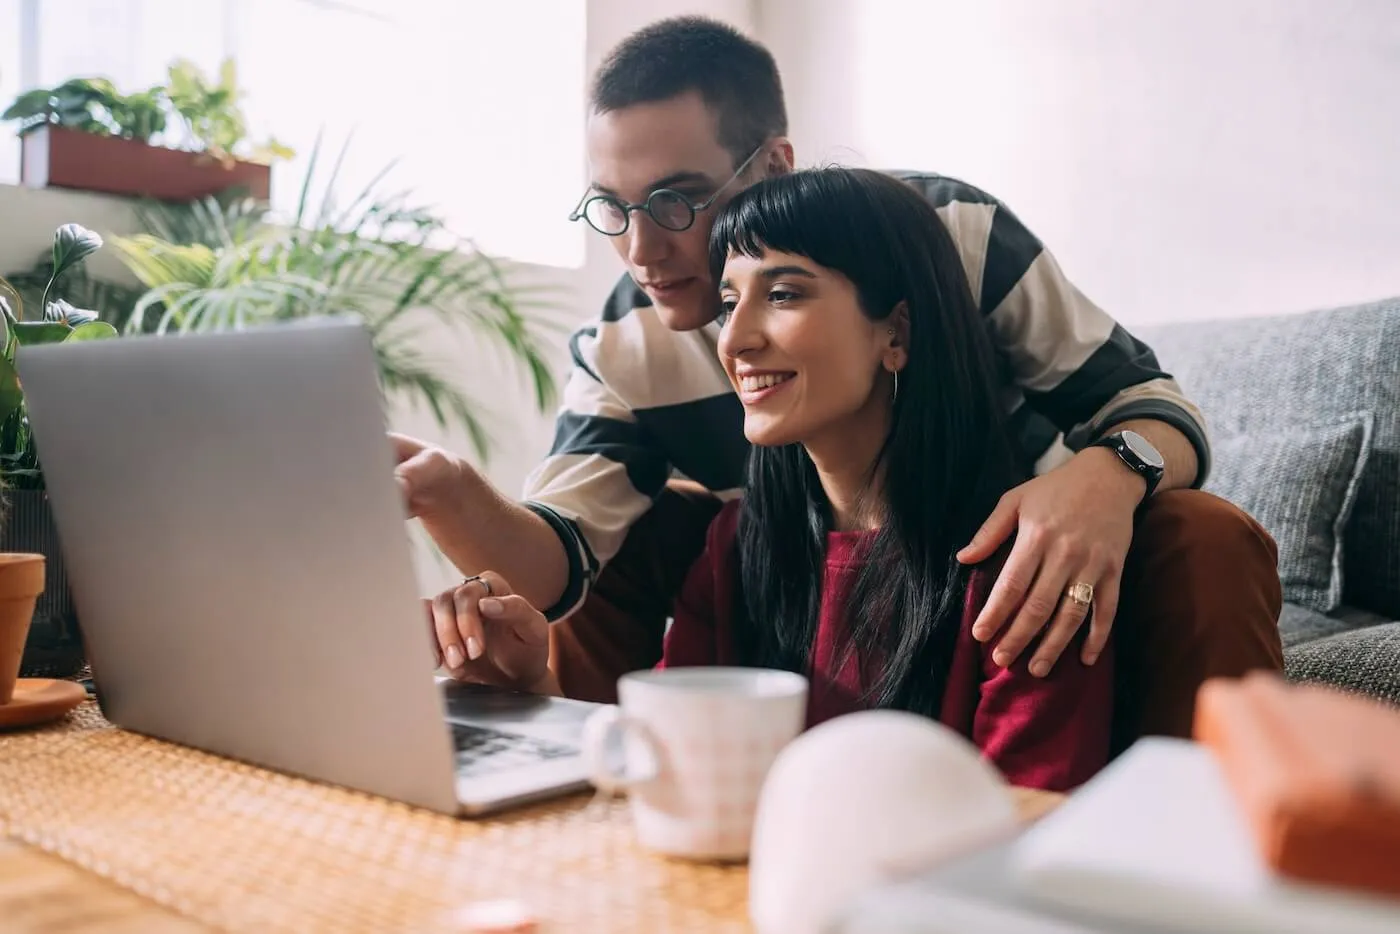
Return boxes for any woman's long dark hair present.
[708,167,1026,717]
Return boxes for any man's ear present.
[886,301,912,370]
[765,138,795,177]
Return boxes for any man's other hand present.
[957,446,1143,676]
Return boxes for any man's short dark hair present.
[591,16,787,166]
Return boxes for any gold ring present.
[462,575,493,597]
[1066,581,1094,606]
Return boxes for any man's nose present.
[624,213,670,267]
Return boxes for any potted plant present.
[0,225,119,677]
[3,58,292,203]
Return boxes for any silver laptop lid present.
[18,319,461,814]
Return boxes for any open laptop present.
[17,317,599,817]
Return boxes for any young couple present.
[393,18,1284,791]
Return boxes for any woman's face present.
[717,249,902,450]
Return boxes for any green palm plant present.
[110,140,564,460]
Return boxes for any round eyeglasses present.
[572,188,703,235]
[568,145,764,237]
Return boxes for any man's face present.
[584,92,759,331]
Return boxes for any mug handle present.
[581,705,661,794]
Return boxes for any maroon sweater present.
[657,501,1114,792]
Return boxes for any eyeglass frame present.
[567,144,767,236]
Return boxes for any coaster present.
[0,678,87,731]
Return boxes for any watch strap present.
[1091,431,1163,499]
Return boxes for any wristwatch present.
[1089,429,1165,500]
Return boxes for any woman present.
[428,168,1113,792]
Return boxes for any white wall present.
[761,0,1400,325]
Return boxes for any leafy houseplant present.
[0,226,121,485]
[163,59,292,168]
[0,253,143,337]
[1,76,166,141]
[3,58,292,202]
[111,141,562,460]
[0,225,120,677]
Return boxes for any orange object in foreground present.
[1194,672,1400,899]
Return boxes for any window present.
[0,0,586,268]
[0,0,26,186]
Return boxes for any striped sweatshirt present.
[522,172,1210,620]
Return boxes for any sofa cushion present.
[1285,621,1400,707]
[1136,298,1400,618]
[1204,414,1373,612]
[1278,603,1367,649]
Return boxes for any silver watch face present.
[1121,430,1165,470]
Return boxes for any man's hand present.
[426,571,558,695]
[388,431,573,616]
[390,432,470,521]
[957,446,1145,676]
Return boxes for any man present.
[396,16,1283,742]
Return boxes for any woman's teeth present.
[740,373,793,393]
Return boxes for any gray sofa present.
[1136,297,1400,705]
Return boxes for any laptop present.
[17,317,599,817]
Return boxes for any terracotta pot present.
[1,491,83,678]
[19,125,271,202]
[0,554,45,705]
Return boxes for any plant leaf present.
[66,321,119,341]
[1,88,56,122]
[50,224,103,283]
[13,322,72,345]
[0,275,21,323]
[44,297,97,324]
[43,298,67,322]
[218,57,239,93]
[0,353,22,427]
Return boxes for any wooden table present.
[0,789,1061,933]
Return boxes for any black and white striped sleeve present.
[922,174,1211,484]
[521,322,671,621]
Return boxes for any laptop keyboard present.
[450,723,578,778]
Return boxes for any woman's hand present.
[425,571,556,694]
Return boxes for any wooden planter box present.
[19,125,271,202]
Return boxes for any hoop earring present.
[892,370,899,405]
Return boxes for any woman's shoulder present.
[963,539,1015,618]
[705,498,745,551]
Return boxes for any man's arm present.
[936,183,1210,674]
[916,173,1210,482]
[393,438,571,611]
[1097,417,1198,493]
[397,297,670,618]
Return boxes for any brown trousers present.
[548,484,1285,747]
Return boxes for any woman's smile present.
[735,368,796,404]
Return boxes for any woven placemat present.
[0,702,750,933]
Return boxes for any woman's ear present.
[885,301,911,371]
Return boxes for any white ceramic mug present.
[582,667,808,861]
